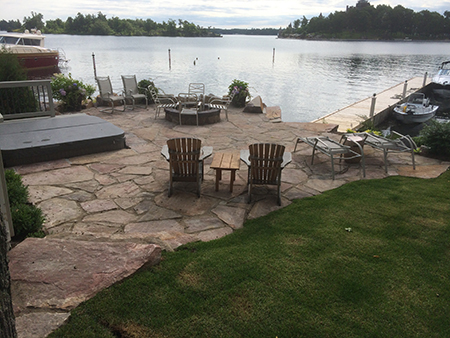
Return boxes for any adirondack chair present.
[161,138,213,197]
[240,143,291,205]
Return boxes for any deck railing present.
[0,79,55,121]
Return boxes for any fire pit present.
[164,107,221,125]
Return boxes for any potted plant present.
[51,73,95,112]
[228,79,251,107]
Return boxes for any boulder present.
[243,95,266,113]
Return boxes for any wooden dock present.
[312,76,430,132]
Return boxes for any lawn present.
[49,170,450,338]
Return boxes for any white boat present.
[432,61,450,87]
[0,29,60,76]
[393,93,439,124]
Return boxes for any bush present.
[138,79,158,103]
[5,169,45,239]
[228,79,251,107]
[51,73,95,112]
[418,120,450,158]
[0,47,39,116]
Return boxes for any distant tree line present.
[212,28,278,35]
[0,12,220,37]
[279,4,450,40]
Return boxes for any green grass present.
[49,170,450,338]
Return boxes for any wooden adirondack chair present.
[161,138,213,197]
[241,143,291,205]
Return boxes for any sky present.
[2,0,449,29]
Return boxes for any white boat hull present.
[393,104,438,124]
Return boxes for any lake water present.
[45,34,450,122]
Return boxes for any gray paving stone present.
[38,198,84,229]
[184,216,226,233]
[211,205,246,229]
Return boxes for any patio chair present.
[178,93,199,126]
[352,131,416,173]
[161,138,213,197]
[208,91,235,121]
[294,136,365,180]
[149,86,179,119]
[121,75,148,110]
[188,83,205,110]
[96,76,126,113]
[240,143,292,205]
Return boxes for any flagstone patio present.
[7,104,449,337]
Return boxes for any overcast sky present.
[2,0,449,29]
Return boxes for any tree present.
[23,11,44,31]
[0,212,17,338]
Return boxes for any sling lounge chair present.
[96,76,126,113]
[149,87,179,119]
[208,91,235,121]
[240,143,292,205]
[352,131,416,173]
[121,75,148,110]
[161,138,213,197]
[295,136,366,180]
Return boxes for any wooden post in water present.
[369,93,376,117]
[402,80,408,100]
[272,48,275,64]
[92,52,97,78]
[168,49,171,70]
[423,72,428,87]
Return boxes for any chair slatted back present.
[122,75,139,95]
[188,83,205,96]
[249,143,285,185]
[168,138,202,180]
[96,76,113,98]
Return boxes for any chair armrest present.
[240,149,251,166]
[281,152,292,168]
[161,145,169,161]
[209,98,227,105]
[200,146,213,161]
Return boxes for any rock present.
[15,312,70,338]
[9,238,161,312]
[211,205,246,229]
[243,95,265,113]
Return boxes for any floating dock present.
[312,76,430,132]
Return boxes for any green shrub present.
[418,120,450,158]
[51,73,95,112]
[5,169,29,206]
[138,79,157,103]
[0,47,39,116]
[5,169,45,239]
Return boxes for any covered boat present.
[0,29,60,76]
[393,93,438,124]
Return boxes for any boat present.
[432,61,450,87]
[393,93,439,124]
[0,29,60,77]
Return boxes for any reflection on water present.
[44,34,450,122]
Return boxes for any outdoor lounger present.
[295,135,366,180]
[351,131,416,173]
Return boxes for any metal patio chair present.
[149,86,179,119]
[121,75,148,110]
[96,76,126,113]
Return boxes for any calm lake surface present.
[46,34,450,122]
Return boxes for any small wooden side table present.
[210,152,240,192]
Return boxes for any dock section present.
[312,76,430,132]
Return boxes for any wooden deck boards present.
[312,76,429,132]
